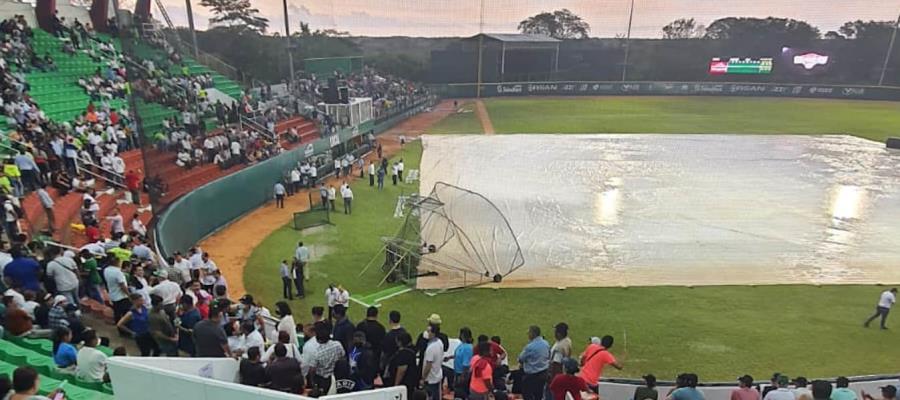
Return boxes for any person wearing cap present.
[862,386,897,400]
[416,314,450,371]
[149,269,182,320]
[764,375,796,400]
[864,288,897,329]
[46,295,71,331]
[550,358,589,400]
[732,375,760,400]
[830,377,858,400]
[763,374,783,399]
[519,325,551,400]
[579,335,622,392]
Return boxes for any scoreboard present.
[709,57,774,75]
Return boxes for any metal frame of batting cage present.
[292,190,331,230]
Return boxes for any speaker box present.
[887,137,900,150]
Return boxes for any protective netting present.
[383,182,524,289]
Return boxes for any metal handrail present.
[239,115,277,141]
[75,156,127,189]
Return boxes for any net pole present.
[878,13,900,86]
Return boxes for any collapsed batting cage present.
[362,182,525,291]
[293,192,331,230]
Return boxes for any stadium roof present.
[470,33,561,43]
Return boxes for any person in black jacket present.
[356,306,386,372]
[239,347,269,387]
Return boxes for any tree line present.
[170,1,898,85]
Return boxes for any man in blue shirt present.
[518,325,550,400]
[3,248,41,292]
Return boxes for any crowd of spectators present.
[0,16,144,242]
[295,65,430,123]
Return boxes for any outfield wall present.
[155,99,434,257]
[432,81,900,101]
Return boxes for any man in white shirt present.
[104,262,130,324]
[308,165,317,188]
[764,375,797,400]
[422,325,445,400]
[865,288,897,329]
[327,185,337,211]
[76,330,108,383]
[200,253,218,291]
[341,184,354,215]
[397,159,405,182]
[150,270,182,318]
[290,168,301,194]
[172,252,192,283]
[111,154,125,183]
[46,247,80,305]
[368,162,375,186]
[239,321,264,358]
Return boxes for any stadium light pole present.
[184,0,199,58]
[621,0,635,81]
[878,13,900,86]
[282,0,296,90]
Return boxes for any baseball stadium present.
[0,0,897,400]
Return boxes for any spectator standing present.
[341,183,353,215]
[549,322,573,395]
[177,295,202,356]
[519,325,550,400]
[294,241,309,296]
[240,347,269,387]
[332,304,354,351]
[447,327,473,395]
[311,321,346,395]
[469,342,495,400]
[45,247,79,305]
[4,248,40,292]
[390,331,418,399]
[193,304,231,357]
[381,310,406,380]
[125,170,141,205]
[36,185,55,233]
[280,260,292,300]
[368,162,375,186]
[104,259,131,325]
[731,375,760,400]
[421,323,444,400]
[149,294,178,356]
[328,185,337,211]
[356,306,386,371]
[580,335,623,391]
[864,288,897,329]
[149,270,181,319]
[267,343,304,393]
[349,331,377,390]
[274,301,298,346]
[319,184,328,211]
[763,375,796,400]
[273,181,285,208]
[117,293,159,356]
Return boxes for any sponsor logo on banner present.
[561,84,576,92]
[304,143,314,156]
[694,84,724,93]
[528,83,558,93]
[730,85,767,93]
[329,134,340,147]
[808,87,833,94]
[791,86,804,95]
[793,52,829,70]
[496,84,523,94]
[842,87,865,96]
[621,84,640,93]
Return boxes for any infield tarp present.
[418,134,900,288]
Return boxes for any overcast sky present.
[155,0,900,38]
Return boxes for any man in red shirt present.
[579,335,623,391]
[551,358,589,400]
[124,170,141,205]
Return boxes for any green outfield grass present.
[245,137,900,381]
[429,97,900,141]
[429,102,483,134]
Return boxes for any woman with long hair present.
[274,301,298,346]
